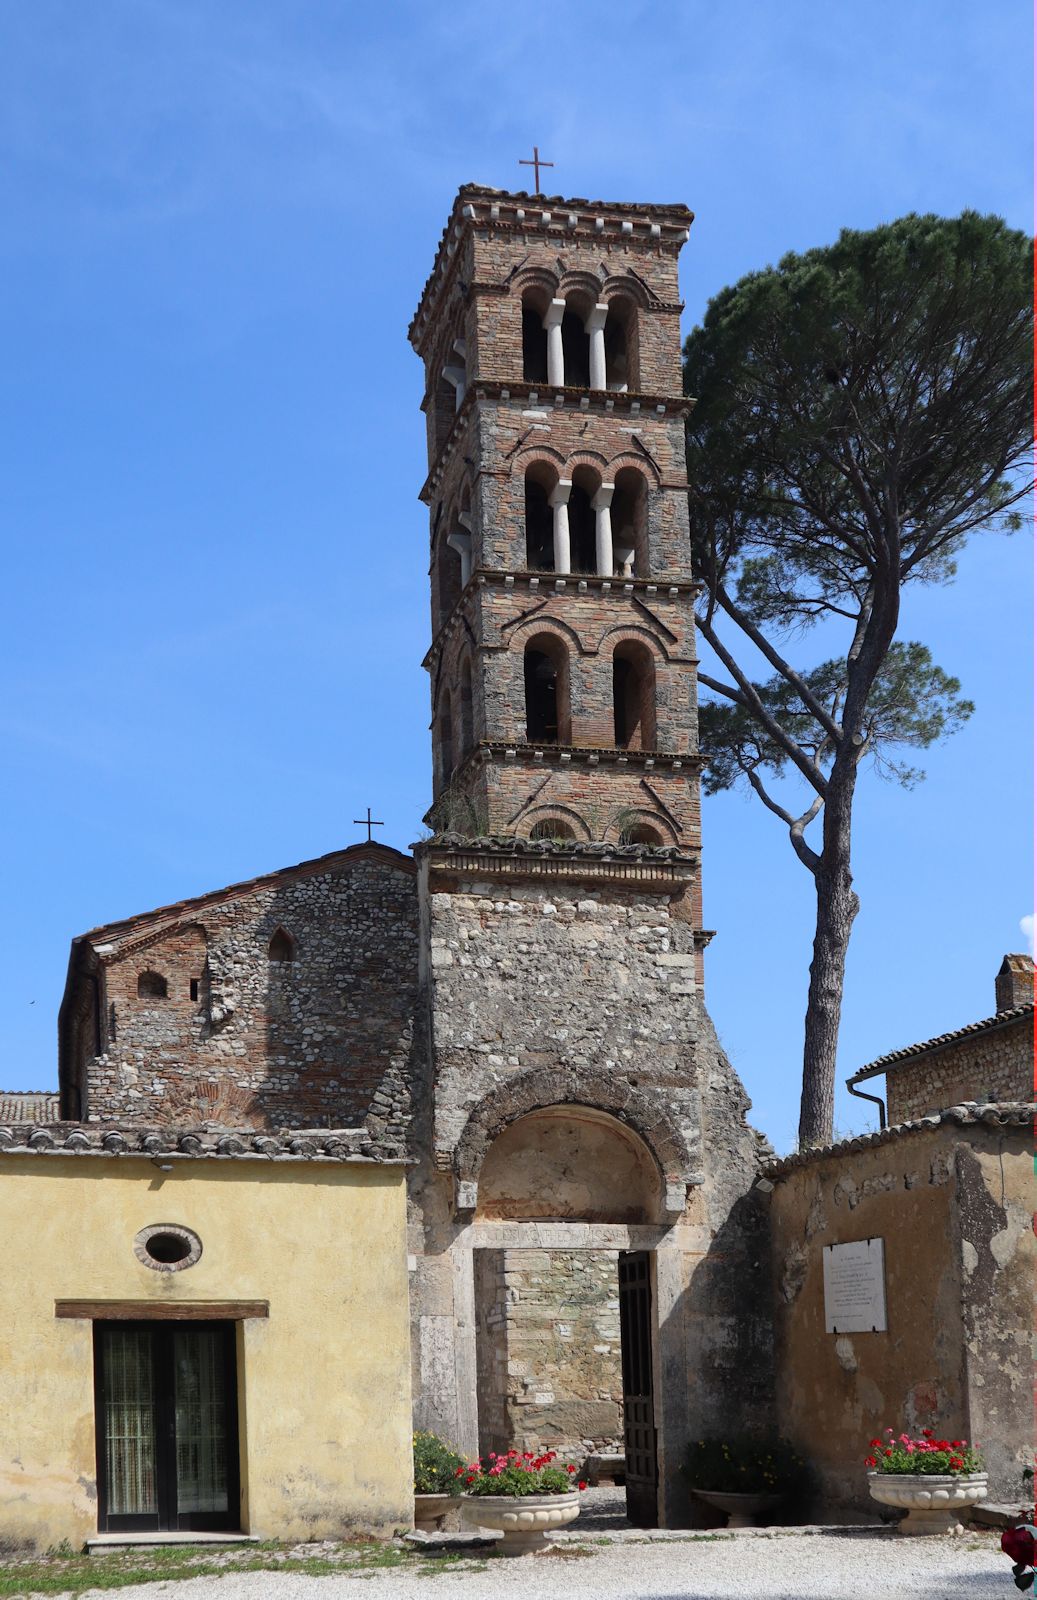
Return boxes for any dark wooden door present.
[94,1322,239,1532]
[618,1250,658,1527]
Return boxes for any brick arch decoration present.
[557,270,606,306]
[505,612,587,655]
[600,274,652,310]
[593,621,674,662]
[512,266,561,303]
[452,1066,696,1216]
[521,804,592,840]
[606,450,661,488]
[514,444,568,480]
[604,806,678,845]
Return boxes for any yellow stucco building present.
[0,1132,413,1553]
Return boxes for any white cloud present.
[1020,915,1035,956]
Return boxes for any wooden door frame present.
[93,1320,240,1533]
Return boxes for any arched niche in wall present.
[476,1105,663,1224]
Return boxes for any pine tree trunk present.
[798,769,861,1150]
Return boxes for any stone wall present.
[62,847,419,1133]
[475,1248,622,1461]
[767,1112,1035,1510]
[885,1017,1032,1123]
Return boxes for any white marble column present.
[548,480,572,574]
[543,299,566,387]
[592,484,615,577]
[586,303,608,390]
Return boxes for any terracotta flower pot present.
[867,1471,988,1535]
[690,1488,786,1528]
[460,1490,581,1553]
[413,1492,463,1532]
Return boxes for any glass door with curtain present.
[94,1322,239,1532]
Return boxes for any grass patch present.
[0,1537,423,1598]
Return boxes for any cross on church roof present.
[352,807,384,843]
[518,145,554,195]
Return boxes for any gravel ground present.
[66,1529,1008,1600]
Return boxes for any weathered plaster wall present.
[885,1019,1032,1122]
[769,1121,1034,1511]
[0,1155,413,1553]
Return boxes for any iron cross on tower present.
[518,145,554,194]
[352,807,384,842]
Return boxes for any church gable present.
[59,843,418,1133]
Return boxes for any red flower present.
[869,1439,882,1448]
[884,1449,893,1457]
[567,1464,576,1473]
[578,1481,588,1491]
[865,1456,878,1468]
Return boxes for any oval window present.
[133,1224,202,1273]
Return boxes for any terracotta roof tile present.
[764,1100,1035,1178]
[847,1005,1034,1085]
[0,1092,61,1124]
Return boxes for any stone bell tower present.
[406,186,769,1528]
[412,185,701,864]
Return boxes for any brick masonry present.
[884,1014,1032,1123]
[59,846,419,1135]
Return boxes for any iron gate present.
[618,1250,658,1527]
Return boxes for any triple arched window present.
[523,463,646,578]
[520,288,638,391]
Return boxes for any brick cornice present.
[419,835,697,891]
[423,569,702,668]
[419,382,693,504]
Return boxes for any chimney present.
[995,953,1035,1012]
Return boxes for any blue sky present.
[0,0,1031,1153]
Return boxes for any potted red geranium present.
[458,1449,587,1554]
[865,1427,987,1534]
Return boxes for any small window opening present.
[189,978,200,1002]
[561,310,590,387]
[621,823,664,845]
[568,483,596,574]
[613,643,656,750]
[137,971,168,1000]
[522,306,549,383]
[145,1231,191,1265]
[530,819,576,840]
[269,929,294,964]
[524,477,554,570]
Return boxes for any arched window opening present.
[530,818,576,841]
[561,310,590,388]
[137,971,168,1000]
[611,468,648,578]
[436,692,455,791]
[524,469,555,570]
[269,929,294,964]
[613,641,657,750]
[523,634,570,745]
[604,297,638,391]
[437,529,463,627]
[522,299,549,383]
[620,823,664,846]
[459,657,474,758]
[569,467,599,574]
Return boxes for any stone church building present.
[0,184,1030,1551]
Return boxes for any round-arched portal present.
[476,1106,663,1223]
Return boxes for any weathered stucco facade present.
[0,1138,412,1554]
[767,1105,1034,1512]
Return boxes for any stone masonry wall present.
[423,869,704,1174]
[75,851,419,1132]
[885,1018,1032,1123]
[475,1248,622,1461]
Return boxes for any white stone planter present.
[690,1488,785,1528]
[460,1491,581,1553]
[867,1471,988,1535]
[413,1493,463,1532]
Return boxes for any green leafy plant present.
[682,1436,806,1494]
[413,1430,465,1494]
[865,1428,983,1475]
[458,1449,586,1497]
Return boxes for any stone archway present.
[476,1105,663,1224]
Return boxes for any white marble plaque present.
[823,1238,887,1333]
